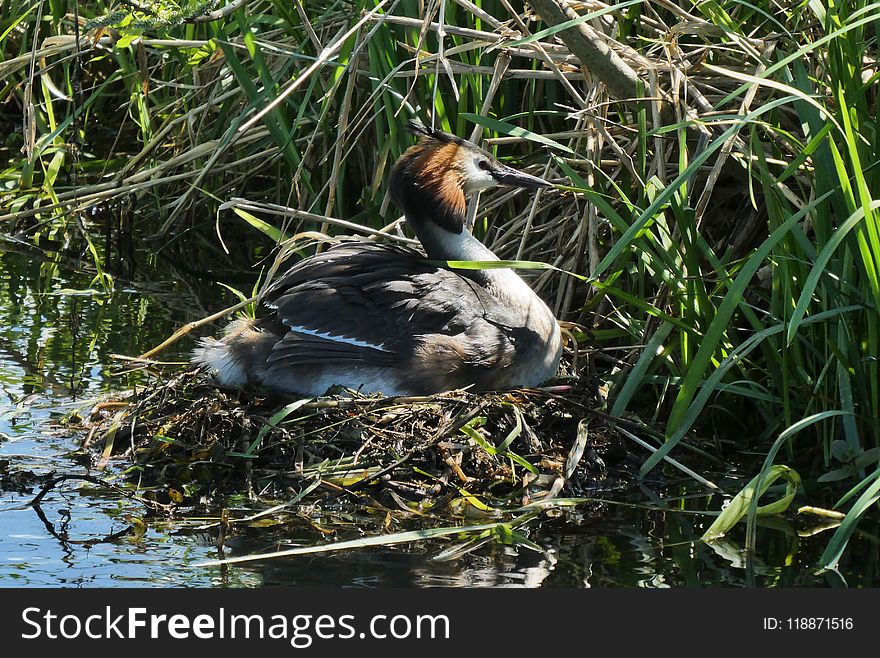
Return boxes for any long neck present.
[391,164,540,307]
[411,213,541,308]
[415,218,497,262]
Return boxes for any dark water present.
[0,246,877,588]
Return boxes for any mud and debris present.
[80,368,641,517]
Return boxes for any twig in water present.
[136,294,258,360]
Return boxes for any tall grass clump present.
[1,1,879,569]
[595,1,880,571]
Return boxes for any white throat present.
[418,222,539,309]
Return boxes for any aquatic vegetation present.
[1,1,879,574]
[84,370,626,511]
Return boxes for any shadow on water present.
[0,244,877,588]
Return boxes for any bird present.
[192,121,562,396]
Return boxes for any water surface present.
[0,247,875,588]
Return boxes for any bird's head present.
[389,121,551,234]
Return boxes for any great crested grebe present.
[193,121,562,396]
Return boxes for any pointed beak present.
[492,163,552,189]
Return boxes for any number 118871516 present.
[763,617,854,631]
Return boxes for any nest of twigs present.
[82,368,640,516]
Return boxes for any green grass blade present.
[817,467,880,573]
[663,192,834,441]
[594,96,810,280]
[506,0,644,47]
[702,465,801,542]
[787,201,880,345]
[610,323,674,417]
[460,113,575,154]
[641,303,860,475]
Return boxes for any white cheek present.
[462,159,497,192]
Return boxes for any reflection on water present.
[0,247,877,588]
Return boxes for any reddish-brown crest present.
[402,140,467,218]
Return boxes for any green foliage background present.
[1,0,879,571]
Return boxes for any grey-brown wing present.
[262,242,509,369]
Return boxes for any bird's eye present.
[477,160,492,171]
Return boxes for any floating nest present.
[81,367,641,518]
